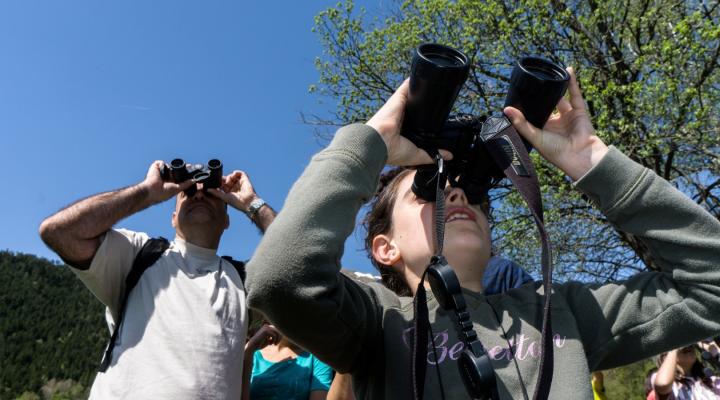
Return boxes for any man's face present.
[172,184,229,233]
[388,171,491,270]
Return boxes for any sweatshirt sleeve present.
[245,124,389,373]
[558,146,720,370]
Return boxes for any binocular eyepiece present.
[401,43,569,203]
[161,158,223,196]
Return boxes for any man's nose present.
[191,183,206,199]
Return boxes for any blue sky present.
[0,0,382,274]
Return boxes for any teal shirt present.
[249,350,333,400]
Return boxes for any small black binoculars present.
[401,43,570,203]
[161,158,223,196]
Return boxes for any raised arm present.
[245,80,444,372]
[652,350,677,398]
[507,68,720,369]
[38,161,191,268]
[244,124,388,372]
[241,325,280,400]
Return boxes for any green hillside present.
[0,251,106,399]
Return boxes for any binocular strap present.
[412,153,449,400]
[411,116,554,400]
[480,116,554,400]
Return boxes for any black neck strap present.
[412,151,444,400]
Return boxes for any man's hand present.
[366,79,452,166]
[139,161,194,205]
[207,170,260,213]
[503,67,609,181]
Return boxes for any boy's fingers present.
[567,67,585,111]
[504,106,541,148]
[557,98,572,114]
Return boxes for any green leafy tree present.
[310,0,720,281]
[604,358,656,400]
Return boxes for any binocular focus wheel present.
[193,172,211,182]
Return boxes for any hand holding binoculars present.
[160,158,223,196]
[401,43,570,203]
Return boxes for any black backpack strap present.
[99,236,170,372]
[222,255,259,328]
[221,255,246,283]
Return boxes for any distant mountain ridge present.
[0,251,106,399]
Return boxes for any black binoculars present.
[161,158,223,196]
[401,43,570,203]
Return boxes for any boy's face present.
[387,170,491,272]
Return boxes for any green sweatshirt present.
[246,124,720,399]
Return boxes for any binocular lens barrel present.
[402,44,470,145]
[170,158,189,183]
[504,57,569,129]
[206,159,223,189]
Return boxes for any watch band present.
[246,198,266,219]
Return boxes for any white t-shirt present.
[71,228,248,399]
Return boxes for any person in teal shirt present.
[243,324,333,400]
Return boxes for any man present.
[39,160,275,399]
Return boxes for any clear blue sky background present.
[0,0,382,274]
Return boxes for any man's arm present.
[250,204,276,233]
[327,373,355,400]
[207,170,276,233]
[38,161,191,268]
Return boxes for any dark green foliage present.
[0,251,105,399]
[604,358,657,399]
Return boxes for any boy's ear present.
[371,234,401,266]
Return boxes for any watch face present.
[249,199,265,214]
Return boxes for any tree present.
[0,252,105,399]
[310,0,720,282]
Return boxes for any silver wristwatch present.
[246,198,266,219]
